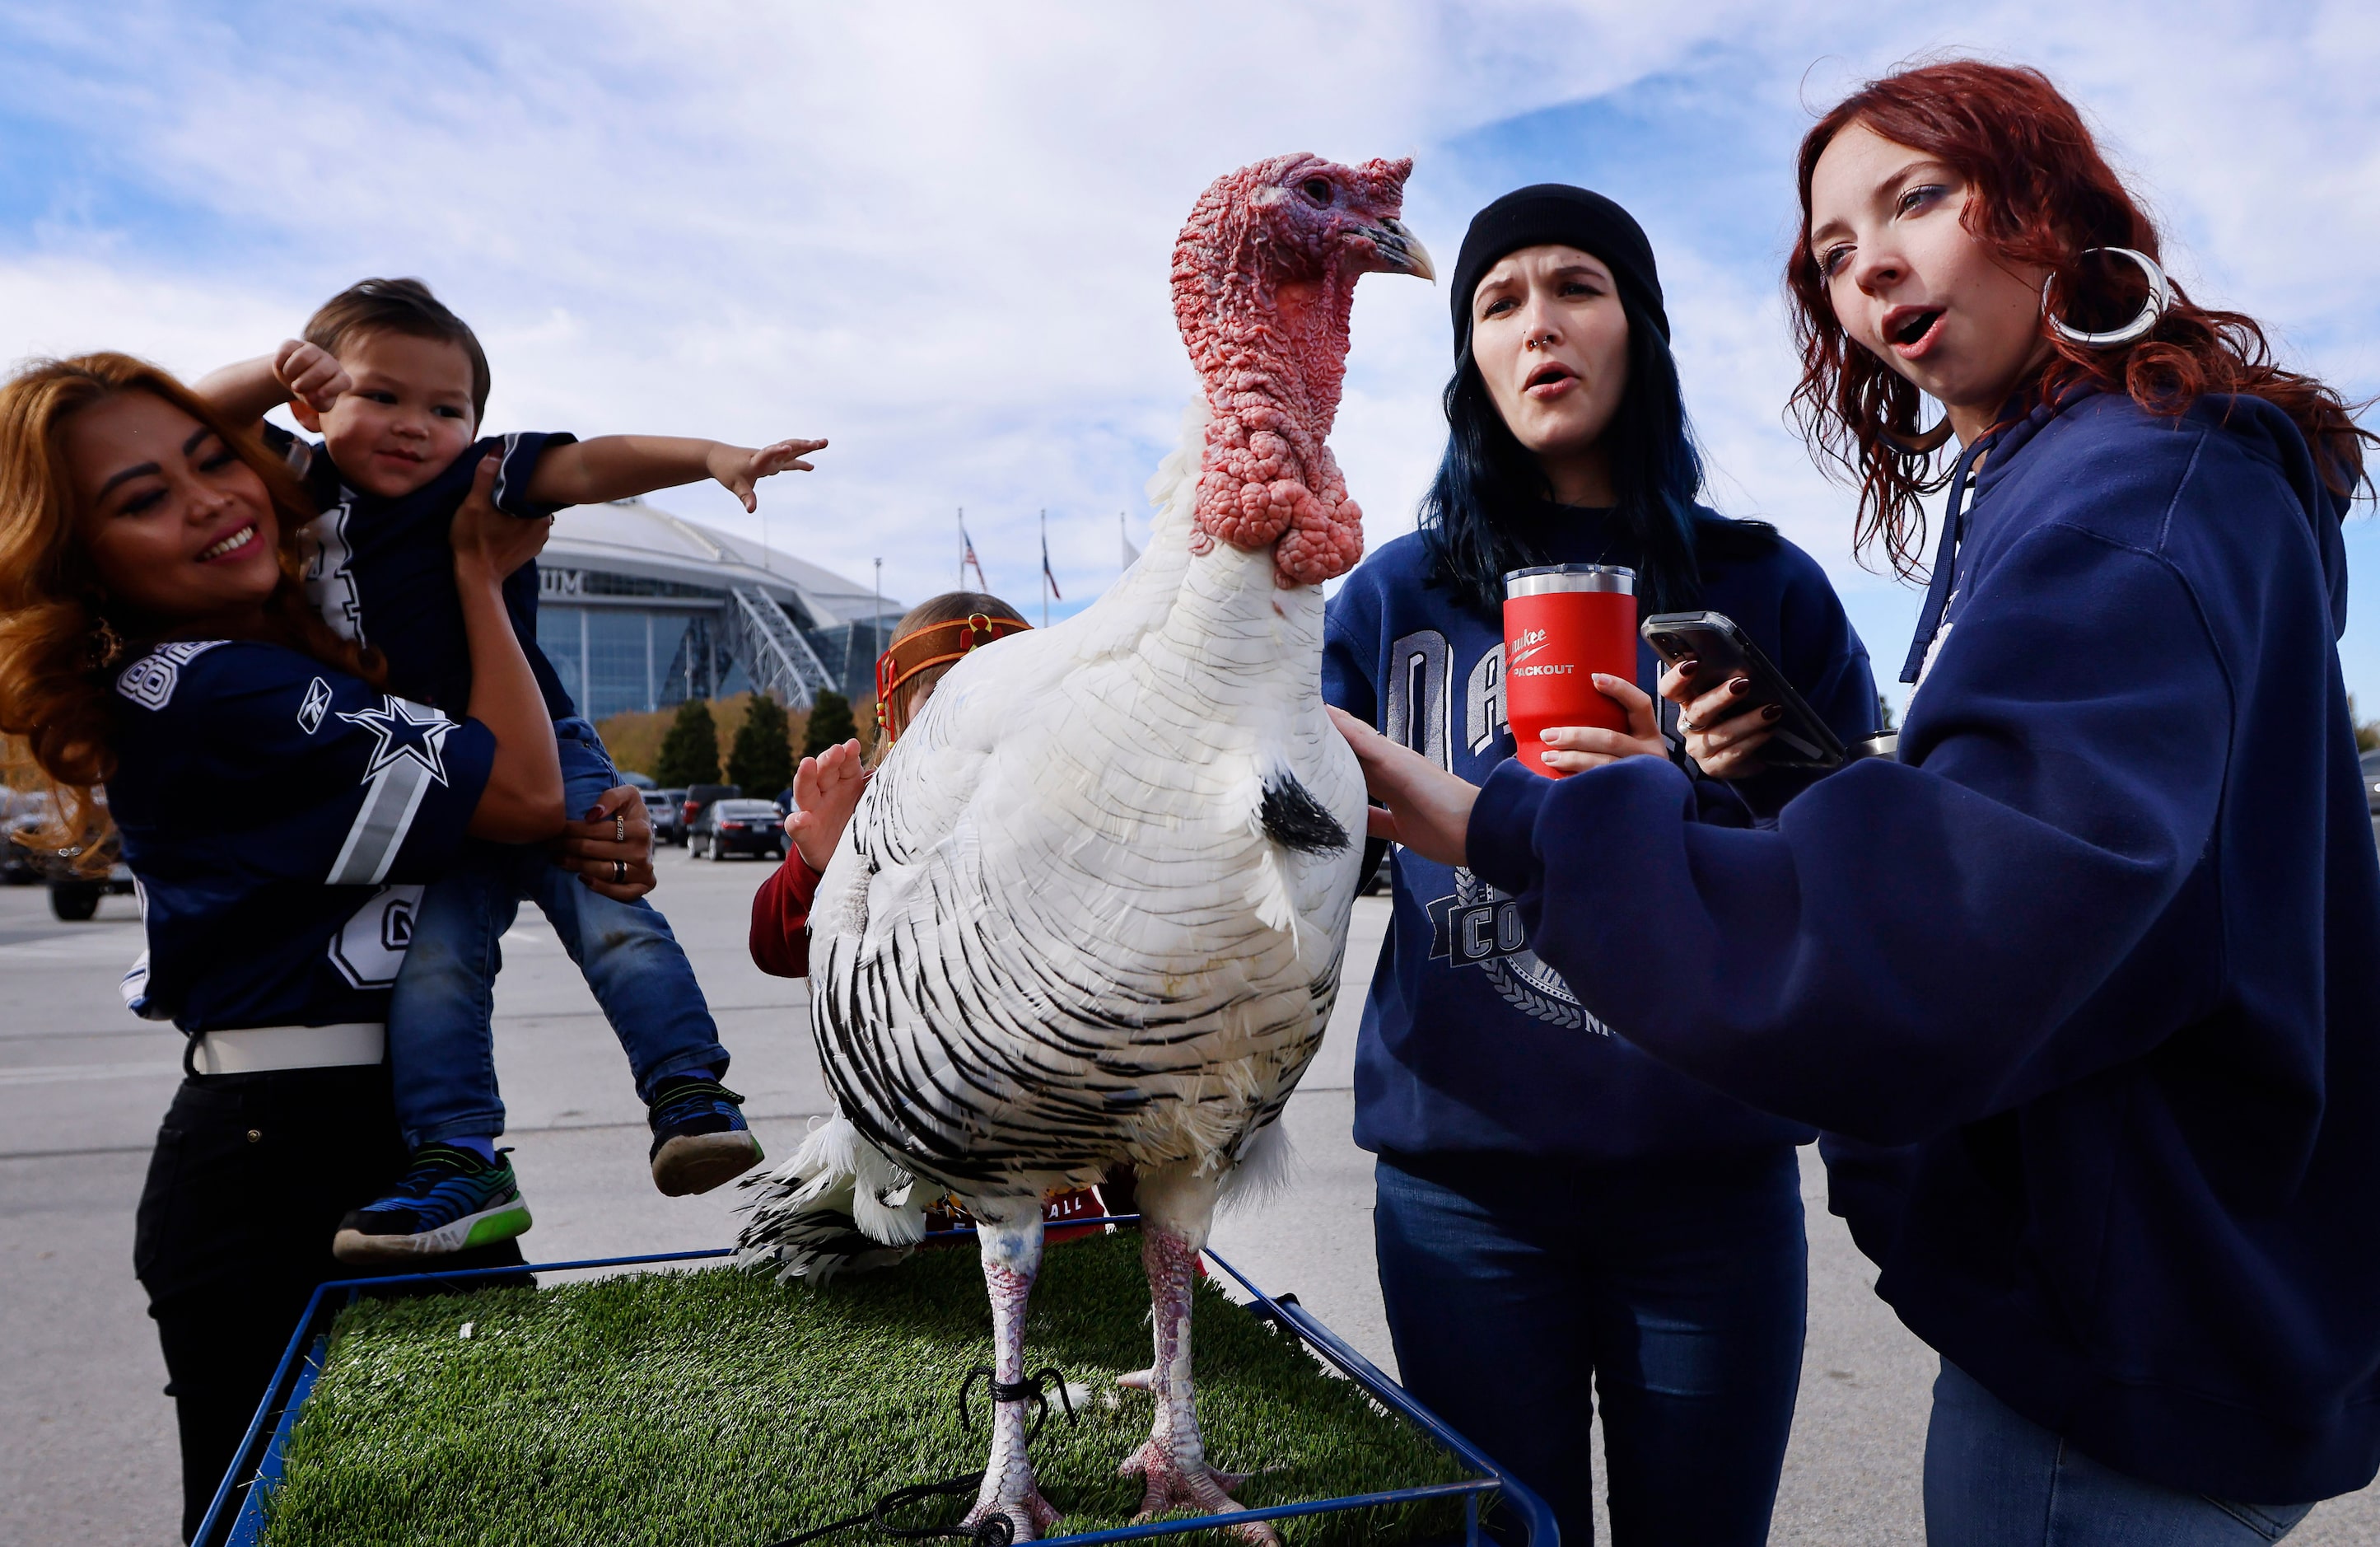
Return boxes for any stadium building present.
[534,498,903,720]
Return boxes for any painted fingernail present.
[1674,657,1699,676]
[1729,677,1752,696]
[1762,703,1783,720]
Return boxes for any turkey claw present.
[1116,1368,1155,1390]
[962,1486,1062,1543]
[1118,1442,1275,1545]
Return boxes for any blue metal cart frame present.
[195,1220,1557,1547]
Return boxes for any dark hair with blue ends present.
[1420,287,1768,618]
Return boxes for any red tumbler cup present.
[1504,563,1637,778]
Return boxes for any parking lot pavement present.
[5,853,2375,1545]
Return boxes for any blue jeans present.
[1925,1360,2315,1545]
[386,717,729,1147]
[1374,1146,1807,1546]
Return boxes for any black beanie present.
[1449,184,1668,357]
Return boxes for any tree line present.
[651,689,860,793]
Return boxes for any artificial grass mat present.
[264,1229,1479,1545]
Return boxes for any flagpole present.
[956,508,964,589]
[1040,509,1048,627]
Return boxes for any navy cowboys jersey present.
[261,423,580,720]
[109,640,494,1033]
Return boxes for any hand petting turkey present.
[270,339,352,413]
[783,737,867,872]
[707,437,828,512]
[1659,658,1776,780]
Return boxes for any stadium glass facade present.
[533,498,898,722]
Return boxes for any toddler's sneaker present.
[333,1144,532,1264]
[648,1073,764,1196]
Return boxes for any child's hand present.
[785,737,866,872]
[272,339,352,413]
[709,437,828,512]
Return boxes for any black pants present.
[133,1064,527,1543]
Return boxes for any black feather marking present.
[1260,772,1350,854]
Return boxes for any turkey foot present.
[961,1211,1065,1542]
[1119,1438,1258,1517]
[1124,1213,1278,1545]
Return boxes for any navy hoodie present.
[1324,507,1877,1166]
[1466,389,2380,1503]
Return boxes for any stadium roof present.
[544,498,895,628]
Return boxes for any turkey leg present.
[963,1203,1063,1540]
[1118,1165,1276,1545]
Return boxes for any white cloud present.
[2,0,2374,691]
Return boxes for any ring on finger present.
[613,814,626,844]
[612,858,626,883]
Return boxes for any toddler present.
[202,278,826,1261]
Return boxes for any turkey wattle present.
[738,152,1430,1541]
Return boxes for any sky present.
[3,1,2376,713]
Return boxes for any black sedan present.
[690,799,786,861]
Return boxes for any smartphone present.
[1639,611,1847,770]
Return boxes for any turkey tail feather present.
[735,1115,926,1283]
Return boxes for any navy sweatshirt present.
[1466,390,2380,1503]
[1323,507,1877,1166]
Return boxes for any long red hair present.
[0,353,371,861]
[1786,59,2373,576]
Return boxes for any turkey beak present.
[1363,218,1435,280]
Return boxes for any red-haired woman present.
[1342,61,2378,1543]
[0,355,642,1537]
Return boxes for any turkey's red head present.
[1172,154,1431,588]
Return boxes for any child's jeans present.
[386,717,729,1147]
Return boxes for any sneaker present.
[333,1144,532,1264]
[647,1074,764,1197]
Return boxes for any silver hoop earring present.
[2042,246,2171,349]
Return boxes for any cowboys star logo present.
[337,696,453,786]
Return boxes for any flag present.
[958,509,987,590]
[1041,525,1062,601]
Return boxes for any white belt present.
[190,1022,386,1076]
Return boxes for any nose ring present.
[1525,332,1555,352]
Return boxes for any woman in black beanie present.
[1322,185,1877,1543]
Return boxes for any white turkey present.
[739,152,1430,1541]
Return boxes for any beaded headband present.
[873,613,1030,742]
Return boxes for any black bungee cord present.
[764,1367,1077,1547]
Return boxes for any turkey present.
[739,152,1430,1541]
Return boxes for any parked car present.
[7,791,137,919]
[689,799,786,862]
[679,783,740,834]
[618,769,658,791]
[646,788,688,846]
[2,788,49,885]
[2363,749,2380,816]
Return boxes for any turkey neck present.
[1215,272,1354,452]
